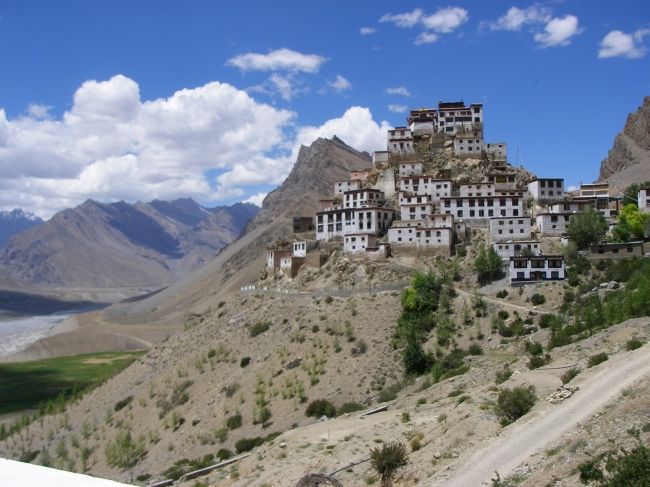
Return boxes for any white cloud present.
[598,29,650,59]
[421,7,468,33]
[388,104,408,113]
[226,48,327,73]
[385,86,411,97]
[380,9,423,28]
[328,75,352,92]
[534,15,582,47]
[489,5,551,31]
[26,103,53,119]
[244,192,267,206]
[0,75,294,217]
[360,26,376,35]
[415,32,439,45]
[269,73,295,101]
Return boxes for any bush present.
[560,367,581,384]
[402,334,432,375]
[539,314,559,329]
[235,437,265,454]
[495,386,536,426]
[587,352,608,368]
[305,399,336,418]
[530,294,546,306]
[474,245,504,285]
[578,436,650,485]
[496,290,508,299]
[467,343,483,355]
[337,402,364,416]
[525,341,544,356]
[626,338,646,351]
[216,448,232,461]
[114,396,133,412]
[226,413,242,430]
[497,310,509,320]
[324,295,333,304]
[370,441,408,487]
[249,321,271,337]
[239,357,251,368]
[527,355,547,370]
[105,431,147,469]
[495,367,513,385]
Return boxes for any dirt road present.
[431,342,650,486]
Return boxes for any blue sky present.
[0,0,648,218]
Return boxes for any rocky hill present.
[0,199,258,289]
[599,96,650,188]
[0,209,43,248]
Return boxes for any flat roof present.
[399,176,451,181]
[344,188,382,194]
[510,255,564,260]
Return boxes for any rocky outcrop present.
[0,199,258,288]
[599,96,650,187]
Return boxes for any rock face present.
[247,136,372,230]
[0,209,43,248]
[0,199,258,288]
[599,96,650,188]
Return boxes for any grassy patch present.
[0,351,141,415]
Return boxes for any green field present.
[0,351,142,416]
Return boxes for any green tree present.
[474,244,503,285]
[615,204,649,240]
[567,209,608,250]
[105,430,146,469]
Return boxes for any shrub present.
[578,436,650,485]
[240,357,251,368]
[525,341,544,356]
[402,334,432,375]
[337,402,364,416]
[324,296,333,304]
[496,290,508,299]
[474,245,504,285]
[587,352,608,368]
[495,386,536,426]
[105,430,147,469]
[626,338,646,351]
[560,367,581,384]
[527,355,547,370]
[495,367,513,385]
[216,448,232,461]
[114,396,133,412]
[305,399,336,418]
[235,437,265,454]
[226,413,242,430]
[468,343,483,355]
[530,294,546,306]
[249,321,271,337]
[539,314,558,329]
[370,441,408,487]
[497,310,509,320]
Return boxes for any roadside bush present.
[114,396,133,412]
[249,321,271,337]
[226,413,242,430]
[587,352,608,368]
[495,386,537,426]
[525,341,544,356]
[216,448,232,461]
[578,435,650,485]
[530,294,546,306]
[305,399,336,418]
[234,437,264,454]
[239,357,251,368]
[626,338,646,351]
[496,290,508,299]
[497,310,509,320]
[105,430,147,469]
[370,441,408,487]
[527,355,547,370]
[468,343,483,356]
[163,455,214,480]
[560,367,581,384]
[337,402,364,416]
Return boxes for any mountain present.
[0,199,258,289]
[0,209,43,248]
[599,96,650,189]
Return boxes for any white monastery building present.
[489,216,532,243]
[527,178,565,204]
[509,255,566,283]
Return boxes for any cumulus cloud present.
[534,15,582,47]
[385,86,411,97]
[415,32,439,45]
[360,26,376,35]
[226,48,327,73]
[598,29,650,59]
[0,76,392,218]
[328,75,352,92]
[489,5,551,31]
[380,6,468,46]
[388,104,408,113]
[26,103,53,119]
[0,75,294,217]
[420,7,468,33]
